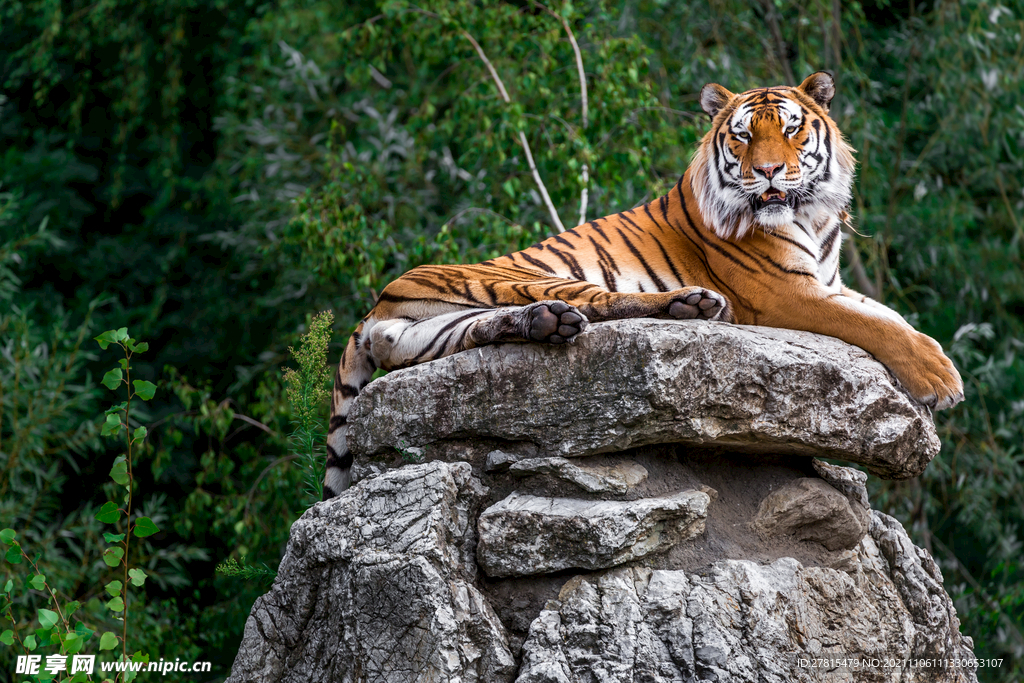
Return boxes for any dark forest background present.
[2,0,1022,680]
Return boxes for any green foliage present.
[283,310,335,503]
[214,558,276,583]
[2,0,1023,679]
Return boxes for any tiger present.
[322,71,964,499]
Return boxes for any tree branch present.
[758,0,797,84]
[533,1,589,226]
[460,28,566,232]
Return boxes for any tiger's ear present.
[700,83,734,119]
[798,72,836,113]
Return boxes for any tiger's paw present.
[527,301,588,344]
[668,288,730,322]
[893,332,965,411]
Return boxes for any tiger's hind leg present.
[322,302,588,500]
[367,302,588,370]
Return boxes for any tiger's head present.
[690,72,855,240]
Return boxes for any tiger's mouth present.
[752,188,797,212]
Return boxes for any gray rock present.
[477,490,709,577]
[517,511,977,682]
[485,449,522,472]
[349,319,940,479]
[509,456,648,493]
[753,477,868,551]
[226,461,516,683]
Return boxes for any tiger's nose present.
[754,163,783,180]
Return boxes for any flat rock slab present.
[349,319,940,479]
[509,456,648,494]
[477,490,709,577]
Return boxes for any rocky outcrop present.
[349,320,940,479]
[229,320,975,683]
[227,462,515,683]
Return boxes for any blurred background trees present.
[2,0,1022,679]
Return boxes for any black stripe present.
[614,226,670,291]
[767,231,816,260]
[590,221,611,243]
[649,233,686,289]
[412,310,489,363]
[818,223,841,262]
[588,236,619,292]
[520,251,557,274]
[546,245,587,280]
[377,291,480,307]
[326,444,353,469]
[826,265,839,287]
[329,415,347,431]
[677,184,758,274]
[553,234,576,250]
[754,249,816,278]
[338,384,359,398]
[617,212,644,236]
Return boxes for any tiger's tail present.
[323,321,374,500]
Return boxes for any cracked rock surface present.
[516,513,976,683]
[229,320,975,682]
[349,319,940,479]
[226,461,515,683]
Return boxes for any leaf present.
[28,574,46,591]
[133,516,159,537]
[0,630,13,645]
[74,621,93,639]
[132,425,148,442]
[96,501,121,523]
[4,545,21,564]
[102,546,125,567]
[64,632,83,654]
[37,608,59,629]
[64,600,80,618]
[106,596,124,612]
[114,327,129,342]
[3,579,11,593]
[132,379,157,401]
[0,529,15,544]
[99,631,119,650]
[94,330,120,350]
[128,568,147,587]
[133,342,149,353]
[101,413,122,436]
[105,580,123,597]
[24,634,37,650]
[103,532,125,543]
[101,368,123,390]
[109,457,129,486]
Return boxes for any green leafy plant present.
[90,327,158,677]
[282,311,335,505]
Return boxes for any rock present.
[813,458,872,531]
[508,456,648,493]
[485,449,522,472]
[349,319,940,479]
[477,490,709,577]
[753,477,868,551]
[231,319,977,682]
[226,461,516,683]
[516,511,977,682]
